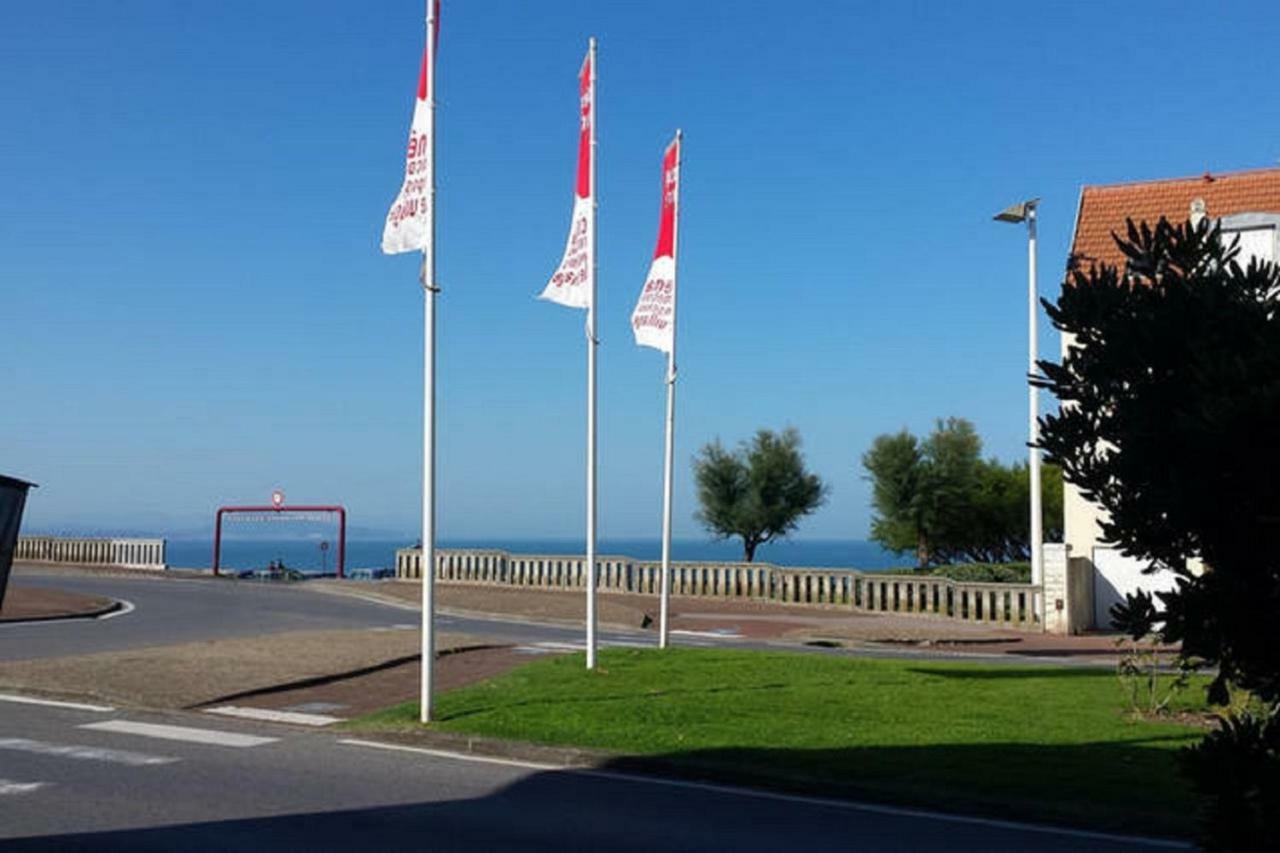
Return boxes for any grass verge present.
[350,648,1208,837]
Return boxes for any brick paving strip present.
[0,586,118,623]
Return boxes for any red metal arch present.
[212,505,347,578]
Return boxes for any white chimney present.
[1190,198,1207,229]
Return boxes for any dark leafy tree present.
[1036,217,1280,850]
[918,417,982,563]
[966,460,1064,564]
[862,429,929,564]
[693,428,827,562]
[863,418,1057,566]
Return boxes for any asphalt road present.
[5,567,1103,667]
[0,570,421,661]
[1,568,712,662]
[0,699,1186,852]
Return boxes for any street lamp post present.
[994,198,1043,623]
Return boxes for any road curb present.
[340,726,613,769]
[187,642,512,711]
[0,599,124,625]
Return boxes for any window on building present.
[1219,213,1280,267]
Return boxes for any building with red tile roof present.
[1054,167,1280,634]
[1068,166,1280,274]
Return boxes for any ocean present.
[167,537,906,574]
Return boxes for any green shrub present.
[922,562,1031,583]
[1181,710,1280,852]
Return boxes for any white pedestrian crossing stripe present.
[204,706,343,727]
[670,629,743,639]
[515,639,664,654]
[0,693,114,713]
[0,778,48,796]
[80,720,278,748]
[0,737,177,766]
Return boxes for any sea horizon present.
[163,536,907,573]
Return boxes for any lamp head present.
[994,198,1040,223]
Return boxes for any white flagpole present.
[659,131,682,650]
[585,36,599,670]
[419,0,438,724]
[1027,204,1043,624]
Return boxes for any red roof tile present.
[1069,167,1280,273]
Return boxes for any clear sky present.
[5,1,1280,540]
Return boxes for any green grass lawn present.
[355,648,1210,836]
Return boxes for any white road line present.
[307,587,420,612]
[0,737,177,766]
[572,771,1191,849]
[338,739,1189,850]
[79,720,278,748]
[0,693,115,713]
[97,599,135,620]
[0,779,48,796]
[204,706,344,727]
[523,640,654,652]
[670,628,743,639]
[533,641,585,652]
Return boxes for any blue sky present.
[4,1,1280,540]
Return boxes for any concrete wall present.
[1042,543,1095,634]
[1067,556,1094,633]
[1059,330,1108,565]
[1063,480,1105,563]
[15,536,167,570]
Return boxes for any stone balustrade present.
[15,536,167,571]
[396,547,1039,629]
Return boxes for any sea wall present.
[15,536,167,570]
[396,547,1041,630]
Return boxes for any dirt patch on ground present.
[0,585,116,622]
[0,628,480,710]
[237,645,548,718]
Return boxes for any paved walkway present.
[323,579,1149,658]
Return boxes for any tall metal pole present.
[1027,203,1043,623]
[584,37,598,670]
[658,130,682,650]
[419,0,438,723]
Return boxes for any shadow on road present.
[2,741,1196,852]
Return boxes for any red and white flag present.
[539,48,594,309]
[381,1,439,256]
[630,135,680,352]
